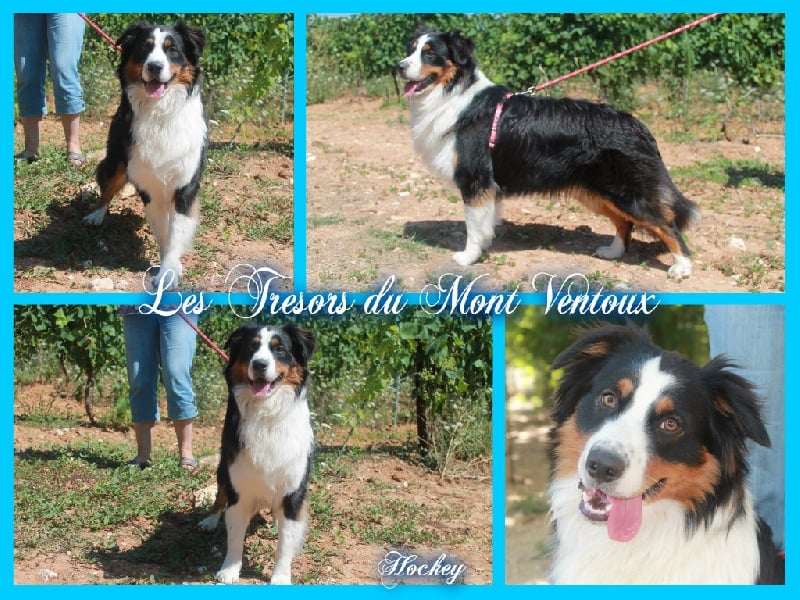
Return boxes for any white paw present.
[667,260,692,279]
[150,264,182,291]
[453,248,481,266]
[198,513,220,532]
[270,571,292,585]
[595,236,625,260]
[216,564,241,584]
[83,206,108,226]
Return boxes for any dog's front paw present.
[216,563,242,584]
[150,265,182,291]
[270,572,292,585]
[453,247,481,267]
[83,206,108,226]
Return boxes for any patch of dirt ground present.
[307,97,784,292]
[13,386,491,585]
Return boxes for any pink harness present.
[489,92,514,149]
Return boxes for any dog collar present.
[489,92,514,149]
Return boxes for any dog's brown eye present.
[599,391,617,409]
[660,417,682,433]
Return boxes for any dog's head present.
[225,323,316,399]
[116,20,206,99]
[550,323,769,541]
[396,25,477,96]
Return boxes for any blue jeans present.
[14,13,85,116]
[704,305,785,546]
[123,312,198,423]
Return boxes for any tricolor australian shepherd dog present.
[84,20,207,290]
[397,26,700,279]
[199,323,316,584]
[548,324,783,584]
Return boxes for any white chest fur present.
[549,476,762,584]
[232,386,313,499]
[407,70,493,182]
[127,84,206,201]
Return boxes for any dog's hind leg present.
[454,187,498,266]
[85,160,128,225]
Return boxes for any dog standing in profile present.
[397,26,700,278]
[199,323,316,585]
[84,20,207,290]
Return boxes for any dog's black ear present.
[551,324,651,424]
[224,324,255,363]
[284,323,316,366]
[412,23,435,40]
[174,20,206,63]
[445,29,475,67]
[116,20,150,52]
[702,356,770,478]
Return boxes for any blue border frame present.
[6,4,794,594]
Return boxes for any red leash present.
[526,13,722,95]
[177,312,230,363]
[490,13,722,148]
[78,13,121,51]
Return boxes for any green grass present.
[671,156,785,191]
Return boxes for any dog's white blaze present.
[407,69,493,182]
[142,28,172,83]
[550,355,762,583]
[399,33,429,80]
[577,357,672,497]
[246,326,281,383]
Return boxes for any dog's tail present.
[673,190,701,232]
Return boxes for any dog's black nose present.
[397,60,408,73]
[585,448,626,483]
[145,60,164,76]
[251,359,269,373]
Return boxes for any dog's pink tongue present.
[403,81,420,97]
[251,379,270,398]
[608,495,643,542]
[145,80,167,99]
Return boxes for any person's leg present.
[61,114,83,163]
[159,313,199,466]
[123,313,162,464]
[14,14,48,158]
[46,13,85,159]
[704,305,785,546]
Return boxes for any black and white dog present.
[397,26,700,278]
[199,323,316,585]
[85,20,207,290]
[548,324,783,583]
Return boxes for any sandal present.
[14,150,39,164]
[180,456,199,472]
[126,457,153,469]
[67,151,86,167]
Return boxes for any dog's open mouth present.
[578,479,666,542]
[144,78,173,99]
[403,75,436,97]
[250,375,283,398]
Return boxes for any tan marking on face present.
[229,357,250,386]
[655,396,675,415]
[553,414,591,480]
[617,377,634,397]
[124,59,144,85]
[645,450,721,507]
